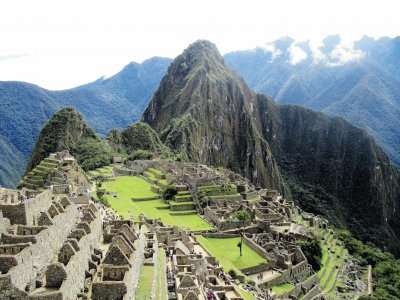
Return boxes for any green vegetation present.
[196,236,267,276]
[0,57,171,188]
[155,248,168,300]
[162,187,178,200]
[102,176,212,230]
[122,121,169,155]
[338,230,400,299]
[136,265,154,300]
[271,283,295,295]
[231,210,251,256]
[69,137,112,171]
[296,239,322,272]
[128,149,154,161]
[237,288,257,300]
[25,107,97,174]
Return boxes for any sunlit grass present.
[196,236,267,275]
[102,176,212,230]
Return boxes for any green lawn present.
[271,283,295,295]
[102,176,212,231]
[155,248,168,300]
[237,288,257,300]
[136,265,154,300]
[196,236,267,275]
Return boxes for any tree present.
[162,187,178,200]
[232,210,251,256]
[93,174,107,188]
[296,239,322,271]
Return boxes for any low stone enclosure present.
[0,154,370,299]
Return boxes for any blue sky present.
[0,0,398,89]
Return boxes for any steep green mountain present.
[224,36,400,168]
[120,121,169,155]
[143,40,400,255]
[143,40,284,190]
[26,107,98,172]
[0,57,171,188]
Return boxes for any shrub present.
[162,187,178,200]
[296,238,322,272]
[129,150,154,161]
[69,137,112,171]
[246,279,256,286]
[228,269,237,279]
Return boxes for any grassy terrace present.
[238,288,257,300]
[196,236,267,276]
[271,283,295,295]
[148,167,163,175]
[102,175,212,231]
[155,248,168,300]
[136,265,154,300]
[89,166,113,177]
[294,213,349,295]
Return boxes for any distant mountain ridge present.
[143,40,400,255]
[0,57,172,187]
[224,35,400,167]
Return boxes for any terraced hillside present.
[294,212,365,299]
[99,166,212,231]
[19,157,63,190]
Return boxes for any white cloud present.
[288,43,308,64]
[261,43,282,60]
[309,38,365,66]
[309,40,326,64]
[328,41,365,65]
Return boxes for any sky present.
[0,0,399,90]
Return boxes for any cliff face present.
[143,40,284,190]
[257,98,400,252]
[143,40,400,254]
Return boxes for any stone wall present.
[302,284,322,300]
[201,233,240,238]
[4,202,78,291]
[170,203,195,211]
[240,262,269,276]
[69,195,90,205]
[0,275,28,299]
[243,235,272,260]
[0,190,53,225]
[52,185,70,194]
[0,211,11,234]
[57,208,102,299]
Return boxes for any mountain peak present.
[185,39,220,53]
[25,107,96,173]
[178,40,225,68]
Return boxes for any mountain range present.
[1,34,400,195]
[27,40,400,255]
[0,57,171,187]
[224,35,400,168]
[143,40,400,255]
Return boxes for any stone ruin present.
[0,154,369,299]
